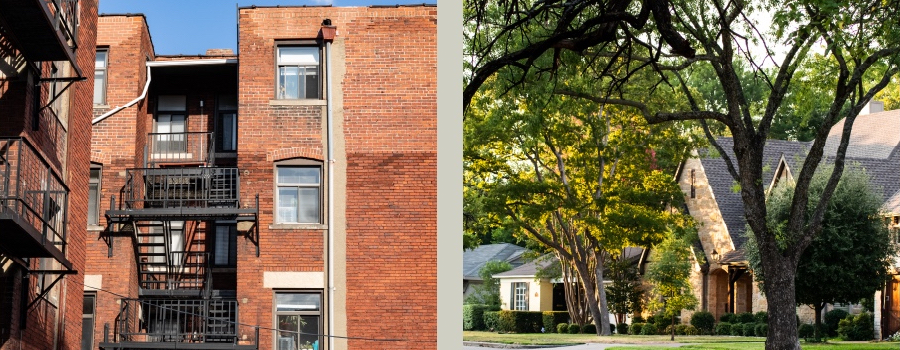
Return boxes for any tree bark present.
[814,303,824,341]
[573,259,605,336]
[761,255,801,350]
[594,252,612,335]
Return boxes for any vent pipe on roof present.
[860,100,885,115]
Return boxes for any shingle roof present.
[823,109,900,160]
[462,243,527,280]
[493,247,645,279]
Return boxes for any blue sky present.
[98,0,437,55]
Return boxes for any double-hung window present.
[512,282,528,311]
[275,165,321,224]
[155,95,187,153]
[275,292,322,350]
[217,95,238,152]
[81,294,95,350]
[87,165,101,226]
[94,50,108,105]
[213,224,237,267]
[276,46,320,99]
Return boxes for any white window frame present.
[275,45,321,100]
[513,282,528,311]
[94,49,108,105]
[275,161,322,224]
[81,293,96,350]
[274,291,323,350]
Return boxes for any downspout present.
[92,65,151,125]
[323,21,336,350]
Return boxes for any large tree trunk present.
[594,253,612,336]
[762,255,801,350]
[814,303,824,341]
[573,259,605,336]
[560,253,591,326]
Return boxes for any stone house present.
[677,101,900,339]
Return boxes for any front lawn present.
[608,342,897,350]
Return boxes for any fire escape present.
[101,132,258,349]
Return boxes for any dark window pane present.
[276,293,320,312]
[305,69,318,99]
[88,183,98,225]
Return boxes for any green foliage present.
[730,323,744,336]
[616,322,629,335]
[497,310,543,333]
[556,323,569,334]
[755,323,768,337]
[542,311,569,334]
[742,323,756,337]
[683,325,699,336]
[720,313,736,323]
[465,260,514,309]
[629,323,644,335]
[736,312,755,324]
[582,323,597,334]
[824,309,849,337]
[690,311,716,335]
[646,231,698,326]
[799,324,816,339]
[567,323,581,334]
[632,315,645,323]
[606,258,644,320]
[715,322,732,336]
[463,304,490,331]
[746,167,896,311]
[837,313,874,341]
[484,311,500,332]
[754,311,768,324]
[640,322,659,335]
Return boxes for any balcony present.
[0,0,79,64]
[148,132,214,167]
[106,167,257,221]
[0,137,69,270]
[100,298,258,349]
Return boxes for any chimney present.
[860,100,885,115]
[205,48,234,56]
[319,19,336,41]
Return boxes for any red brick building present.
[0,0,98,349]
[85,5,436,350]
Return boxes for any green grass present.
[463,331,898,349]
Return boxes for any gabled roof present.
[463,243,527,280]
[494,247,646,279]
[823,109,900,160]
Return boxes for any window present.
[88,165,101,225]
[275,165,321,224]
[213,224,237,267]
[155,95,187,153]
[512,282,528,311]
[275,292,322,350]
[94,50,108,105]
[81,294,95,350]
[216,95,237,152]
[276,46,320,99]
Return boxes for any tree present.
[466,0,900,348]
[646,231,698,341]
[606,254,644,324]
[465,260,514,309]
[465,63,696,335]
[746,166,896,340]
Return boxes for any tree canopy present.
[646,230,698,341]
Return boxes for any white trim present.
[145,59,237,67]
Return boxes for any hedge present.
[484,311,500,332]
[583,323,596,334]
[629,322,645,335]
[737,312,756,324]
[690,311,716,335]
[616,322,628,335]
[567,323,581,334]
[557,322,569,334]
[463,304,489,331]
[720,312,736,323]
[715,322,732,335]
[824,309,849,337]
[837,312,873,341]
[641,322,659,335]
[754,323,768,337]
[754,311,768,323]
[542,311,569,334]
[798,323,815,339]
[497,310,543,333]
[742,323,756,336]
[730,323,744,336]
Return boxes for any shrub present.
[664,324,675,336]
[542,311,569,334]
[684,325,699,336]
[557,322,569,334]
[887,331,900,342]
[720,312,736,324]
[610,323,616,334]
[837,312,874,341]
[737,312,756,324]
[484,311,500,332]
[743,323,756,336]
[824,309,849,337]
[641,322,659,335]
[463,304,489,331]
[617,322,629,335]
[690,311,716,335]
[798,323,815,339]
[629,323,644,335]
[754,323,768,337]
[567,323,581,334]
[715,322,732,335]
[730,323,743,336]
[754,311,768,323]
[675,324,689,335]
[632,315,645,323]
[497,310,543,333]
[582,323,597,334]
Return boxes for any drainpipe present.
[92,66,151,125]
[321,21,337,350]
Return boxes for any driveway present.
[463,341,689,350]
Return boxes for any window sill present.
[88,225,105,232]
[268,99,327,106]
[93,104,110,109]
[269,223,327,230]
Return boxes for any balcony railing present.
[148,132,214,166]
[0,137,69,268]
[0,0,79,63]
[107,298,258,348]
[123,167,240,210]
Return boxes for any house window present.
[94,50,108,105]
[512,282,528,311]
[275,292,322,350]
[275,164,321,224]
[276,46,320,99]
[213,224,237,267]
[81,294,95,350]
[155,95,187,153]
[88,165,101,225]
[216,95,237,152]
